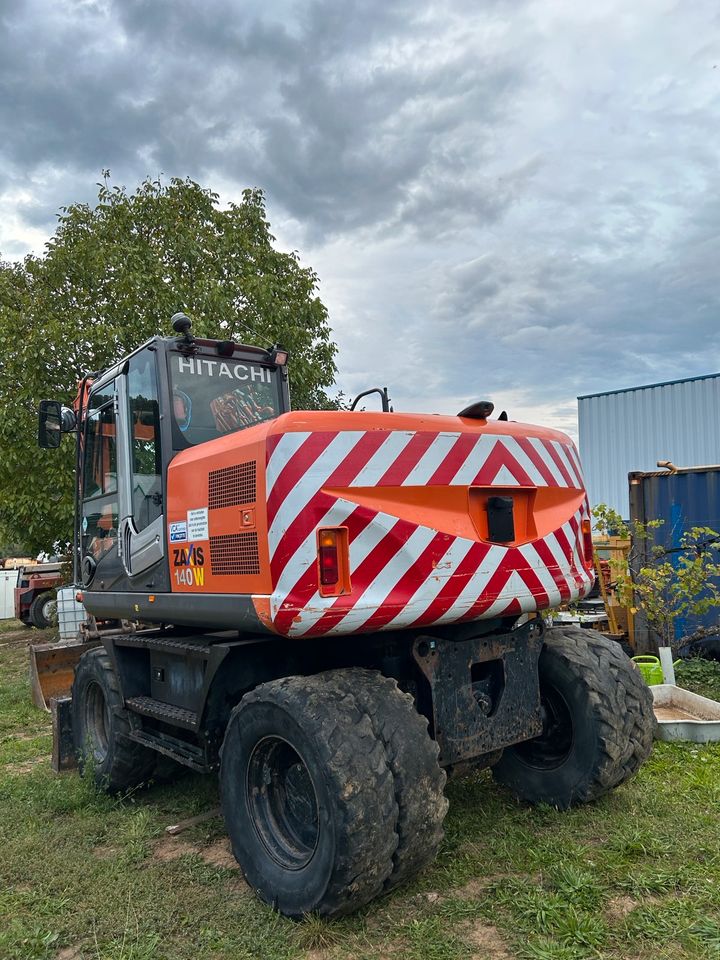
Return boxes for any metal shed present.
[578,373,720,518]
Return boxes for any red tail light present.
[581,518,594,570]
[319,530,339,586]
[317,527,350,597]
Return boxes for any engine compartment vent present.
[209,532,260,576]
[208,461,256,510]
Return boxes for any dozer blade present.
[29,640,101,711]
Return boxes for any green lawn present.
[2,625,720,960]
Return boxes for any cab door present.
[80,380,123,589]
[81,348,168,593]
[116,348,167,584]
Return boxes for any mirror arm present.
[350,387,393,413]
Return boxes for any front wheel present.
[492,626,654,808]
[71,648,157,792]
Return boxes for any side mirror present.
[38,400,62,448]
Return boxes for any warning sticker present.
[169,521,188,542]
[187,507,209,541]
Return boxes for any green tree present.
[0,174,338,554]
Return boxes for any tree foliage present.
[0,174,338,554]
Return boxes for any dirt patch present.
[151,837,199,862]
[417,875,500,906]
[461,921,512,960]
[452,876,500,899]
[606,895,639,921]
[55,947,83,960]
[150,835,248,889]
[0,629,31,645]
[199,837,238,870]
[0,625,57,646]
[606,894,660,922]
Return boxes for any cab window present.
[168,351,281,448]
[127,350,162,531]
[82,385,119,561]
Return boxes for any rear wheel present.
[71,648,157,792]
[322,669,448,890]
[29,591,56,629]
[220,672,398,918]
[492,626,654,808]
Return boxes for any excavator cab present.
[39,324,289,593]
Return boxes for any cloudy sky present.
[2,0,719,437]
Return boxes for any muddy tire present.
[219,672,398,918]
[323,668,448,890]
[29,591,56,629]
[72,648,156,793]
[492,626,654,808]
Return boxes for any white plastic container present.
[652,684,720,743]
[56,586,86,640]
[0,568,19,619]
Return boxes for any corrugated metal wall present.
[578,374,720,517]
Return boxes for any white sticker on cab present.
[187,507,209,541]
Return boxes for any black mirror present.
[38,400,62,448]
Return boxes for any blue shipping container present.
[629,466,720,649]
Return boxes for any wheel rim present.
[85,680,111,763]
[515,685,574,769]
[42,598,56,623]
[246,736,319,870]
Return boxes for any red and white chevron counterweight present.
[263,425,594,638]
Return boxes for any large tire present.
[29,591,56,629]
[492,626,654,808]
[219,672,398,918]
[72,648,157,793]
[322,669,448,891]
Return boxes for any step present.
[125,696,199,729]
[115,634,212,656]
[126,728,209,773]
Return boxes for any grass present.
[676,658,720,701]
[2,629,720,960]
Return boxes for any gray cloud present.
[0,0,531,238]
[1,0,720,437]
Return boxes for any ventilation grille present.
[209,532,260,576]
[208,461,256,510]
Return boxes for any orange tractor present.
[38,314,653,918]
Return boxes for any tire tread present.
[321,668,448,890]
[221,672,399,917]
[493,626,654,806]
